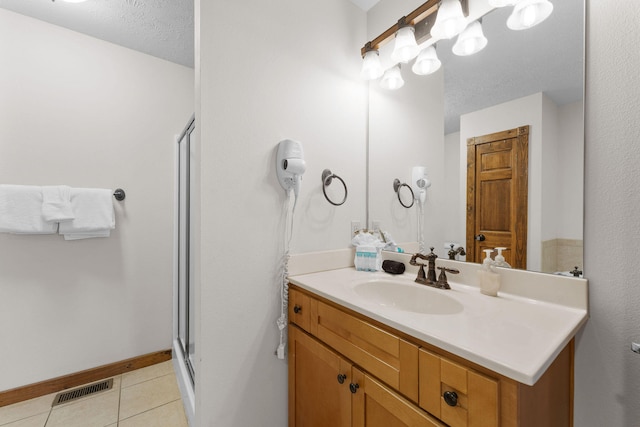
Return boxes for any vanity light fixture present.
[507,0,554,30]
[361,44,384,80]
[390,18,420,63]
[380,65,405,90]
[452,20,487,56]
[430,0,468,40]
[412,45,441,76]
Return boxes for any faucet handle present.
[436,267,459,289]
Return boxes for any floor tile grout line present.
[116,373,122,427]
[117,398,183,424]
[120,371,175,390]
[0,407,52,427]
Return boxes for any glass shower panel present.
[177,117,195,384]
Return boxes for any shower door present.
[176,115,195,385]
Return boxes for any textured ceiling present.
[0,0,194,68]
[0,0,582,134]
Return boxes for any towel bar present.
[113,189,126,201]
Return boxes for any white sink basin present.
[353,280,464,315]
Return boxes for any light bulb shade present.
[390,26,420,63]
[488,0,518,7]
[412,46,442,75]
[431,0,467,40]
[360,49,383,80]
[452,21,488,56]
[379,65,405,90]
[507,0,553,30]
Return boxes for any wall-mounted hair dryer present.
[276,139,306,199]
[412,166,431,206]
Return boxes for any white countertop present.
[288,267,588,386]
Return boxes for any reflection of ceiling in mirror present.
[352,0,584,135]
[350,0,381,12]
[439,0,584,134]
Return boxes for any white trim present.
[173,340,195,426]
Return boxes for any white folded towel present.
[58,188,115,240]
[42,185,75,222]
[0,185,58,234]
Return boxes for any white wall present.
[0,9,194,391]
[576,0,640,425]
[368,69,445,246]
[196,0,367,425]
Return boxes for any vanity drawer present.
[289,288,317,334]
[419,349,498,427]
[315,300,419,402]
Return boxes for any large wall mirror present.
[367,0,584,275]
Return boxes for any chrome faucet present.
[409,247,438,286]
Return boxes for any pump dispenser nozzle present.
[493,247,511,268]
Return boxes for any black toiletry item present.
[382,260,405,275]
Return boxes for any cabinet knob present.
[337,374,346,384]
[443,391,458,407]
[293,305,302,314]
[349,383,360,394]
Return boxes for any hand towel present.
[58,188,115,240]
[0,185,58,234]
[42,185,75,222]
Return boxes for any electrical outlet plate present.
[632,342,640,354]
[351,221,361,238]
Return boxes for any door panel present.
[466,126,529,269]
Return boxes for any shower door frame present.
[173,114,196,424]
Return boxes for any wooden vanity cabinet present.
[289,326,444,427]
[420,349,499,427]
[288,286,573,427]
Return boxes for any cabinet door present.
[419,349,498,427]
[289,326,352,427]
[352,367,445,427]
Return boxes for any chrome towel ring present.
[322,169,348,206]
[393,179,414,208]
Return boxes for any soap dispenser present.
[493,247,512,268]
[478,249,501,297]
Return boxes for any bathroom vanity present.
[287,262,588,427]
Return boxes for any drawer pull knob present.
[443,391,458,407]
[349,383,360,394]
[337,374,346,384]
[293,305,302,314]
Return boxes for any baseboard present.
[0,349,172,407]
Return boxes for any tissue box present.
[355,246,378,272]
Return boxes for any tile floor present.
[0,361,189,427]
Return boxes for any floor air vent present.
[52,378,114,406]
